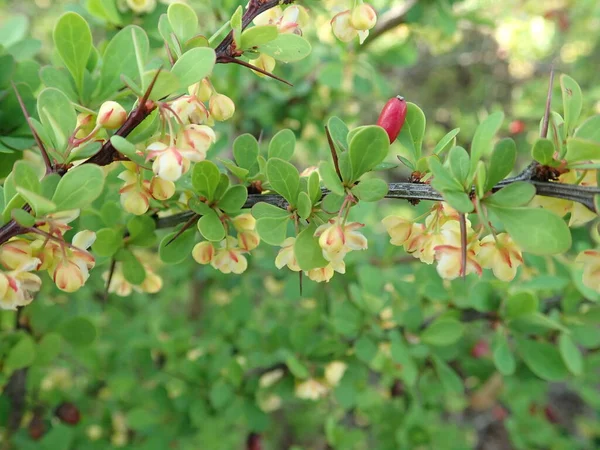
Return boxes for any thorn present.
[325,126,342,181]
[141,66,163,105]
[165,214,199,246]
[221,56,293,86]
[104,258,117,302]
[164,41,175,67]
[540,66,555,139]
[11,81,53,174]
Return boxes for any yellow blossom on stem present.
[576,249,600,292]
[275,237,301,272]
[211,237,248,274]
[192,241,216,265]
[0,259,42,310]
[382,216,413,246]
[433,221,482,280]
[478,233,523,282]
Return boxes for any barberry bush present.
[0,0,599,448]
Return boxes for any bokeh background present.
[1,0,600,449]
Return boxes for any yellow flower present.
[192,241,216,265]
[382,215,413,246]
[259,369,285,388]
[238,230,260,251]
[147,142,190,182]
[350,3,377,31]
[306,265,335,283]
[433,221,481,280]
[249,54,276,78]
[324,361,347,386]
[0,260,42,310]
[52,231,96,293]
[126,0,156,14]
[295,378,329,400]
[275,237,301,272]
[0,239,38,270]
[478,233,523,282]
[177,124,216,162]
[331,10,357,42]
[209,94,235,121]
[211,237,248,274]
[576,249,600,292]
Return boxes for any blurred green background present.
[1,0,600,449]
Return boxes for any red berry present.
[509,120,525,134]
[492,405,508,421]
[247,433,262,450]
[55,402,81,425]
[377,95,407,143]
[28,415,46,441]
[470,340,490,359]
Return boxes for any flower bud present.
[306,265,335,283]
[140,271,163,293]
[193,241,215,265]
[189,79,213,102]
[350,3,377,31]
[249,54,277,78]
[75,113,95,139]
[232,213,256,231]
[209,94,235,122]
[147,142,187,182]
[0,239,36,270]
[331,10,358,42]
[324,361,347,386]
[126,0,157,14]
[238,230,260,251]
[96,101,127,129]
[150,177,175,201]
[177,124,216,162]
[53,260,86,293]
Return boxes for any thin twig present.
[218,56,293,86]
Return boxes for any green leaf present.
[318,161,344,196]
[429,157,463,192]
[560,74,582,134]
[256,33,312,62]
[198,210,226,242]
[348,126,390,181]
[241,25,279,49]
[5,334,36,372]
[266,158,300,207]
[37,88,76,151]
[308,172,321,204]
[36,332,63,365]
[168,2,198,44]
[100,26,148,95]
[127,215,156,247]
[118,249,146,284]
[218,185,248,213]
[0,14,29,47]
[171,47,216,89]
[159,228,196,262]
[484,138,516,192]
[354,336,378,364]
[52,164,105,211]
[504,291,538,318]
[390,330,418,386]
[219,158,249,181]
[565,137,600,163]
[11,208,35,227]
[432,355,463,394]
[397,102,426,163]
[297,192,312,219]
[268,129,296,160]
[575,115,600,142]
[442,190,474,213]
[295,224,328,271]
[487,205,571,255]
[433,128,460,155]
[15,188,55,217]
[53,12,92,93]
[210,380,235,410]
[558,333,583,376]
[448,146,470,186]
[420,318,464,346]
[192,161,221,201]
[256,216,289,246]
[516,337,569,381]
[352,178,388,202]
[92,228,122,257]
[233,134,260,175]
[252,202,290,219]
[231,6,243,49]
[470,111,504,174]
[531,138,555,165]
[328,116,349,151]
[492,332,515,376]
[484,182,535,207]
[286,355,309,379]
[13,161,40,194]
[58,316,97,347]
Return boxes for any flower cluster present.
[0,211,98,309]
[118,162,176,215]
[331,2,377,44]
[192,213,260,274]
[383,203,524,281]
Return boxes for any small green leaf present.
[308,172,321,204]
[37,88,76,151]
[516,337,569,381]
[59,316,97,347]
[531,138,555,165]
[487,205,571,255]
[92,228,122,257]
[484,182,535,207]
[110,136,144,164]
[295,224,328,271]
[485,138,516,192]
[268,129,296,160]
[470,111,504,174]
[127,215,156,247]
[328,116,349,152]
[492,332,515,376]
[198,210,226,242]
[560,74,582,134]
[432,356,463,394]
[420,318,464,346]
[558,333,583,376]
[448,146,470,186]
[5,334,36,372]
[159,228,196,263]
[297,192,312,219]
[36,332,63,365]
[442,190,474,213]
[11,208,35,227]
[252,202,290,219]
[192,161,221,201]
[389,330,418,386]
[256,33,312,62]
[230,6,243,49]
[318,161,344,196]
[219,158,249,181]
[429,157,463,192]
[118,249,146,284]
[354,336,378,364]
[171,47,216,89]
[286,355,309,379]
[351,178,388,202]
[233,134,260,175]
[241,25,279,49]
[256,216,289,245]
[397,102,426,162]
[504,291,538,318]
[348,126,390,181]
[218,185,248,213]
[433,128,460,155]
[575,115,600,142]
[13,161,40,194]
[565,137,600,163]
[52,164,105,211]
[100,26,148,95]
[266,158,300,207]
[53,12,92,93]
[167,2,198,44]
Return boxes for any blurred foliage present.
[0,0,599,449]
